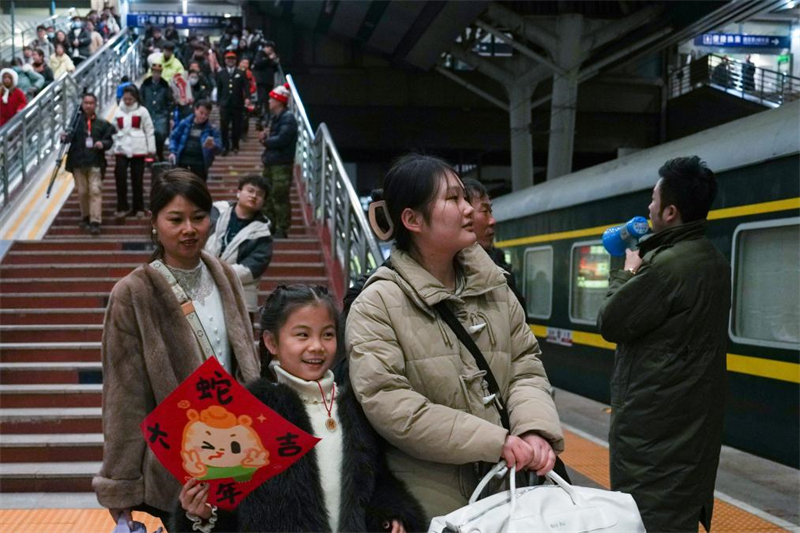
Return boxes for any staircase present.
[0,127,329,498]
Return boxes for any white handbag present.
[428,462,646,533]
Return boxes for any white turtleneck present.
[272,361,343,532]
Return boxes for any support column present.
[547,14,583,180]
[507,83,535,191]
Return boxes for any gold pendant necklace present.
[316,380,337,432]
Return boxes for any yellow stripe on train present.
[497,197,800,248]
[530,325,800,384]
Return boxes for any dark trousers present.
[219,106,243,151]
[178,157,208,182]
[256,84,272,115]
[114,155,145,212]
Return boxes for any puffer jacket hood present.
[1,68,18,90]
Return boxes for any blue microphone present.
[602,216,650,257]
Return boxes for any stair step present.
[0,384,102,408]
[16,237,321,251]
[52,215,305,226]
[0,362,101,384]
[0,292,109,308]
[46,225,316,236]
[0,343,101,363]
[0,408,102,434]
[0,325,104,344]
[0,275,328,293]
[0,261,326,279]
[0,309,106,325]
[4,249,322,264]
[0,492,102,508]
[0,461,100,492]
[0,433,103,462]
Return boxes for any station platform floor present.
[1,388,796,533]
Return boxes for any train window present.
[569,241,611,325]
[730,218,800,349]
[523,247,553,319]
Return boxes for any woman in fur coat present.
[174,285,426,533]
[93,169,261,528]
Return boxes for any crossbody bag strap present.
[150,260,216,361]
[433,301,511,429]
[434,300,572,485]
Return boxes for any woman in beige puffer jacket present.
[346,154,564,521]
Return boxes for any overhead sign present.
[127,13,243,30]
[694,33,790,49]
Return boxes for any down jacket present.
[93,253,261,512]
[597,220,731,533]
[347,243,564,519]
[205,201,273,313]
[112,101,156,158]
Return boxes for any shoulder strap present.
[435,300,572,484]
[150,260,216,361]
[433,301,510,430]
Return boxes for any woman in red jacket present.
[0,68,27,127]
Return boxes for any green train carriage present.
[493,101,800,467]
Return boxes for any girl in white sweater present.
[112,84,155,218]
[174,285,425,533]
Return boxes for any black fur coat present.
[171,379,427,532]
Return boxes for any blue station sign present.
[126,13,243,30]
[694,33,791,49]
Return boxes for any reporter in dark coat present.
[215,51,250,155]
[598,156,731,533]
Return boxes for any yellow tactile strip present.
[560,429,790,533]
[0,509,163,533]
[0,429,790,532]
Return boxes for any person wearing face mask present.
[347,154,564,520]
[169,100,222,182]
[157,41,185,84]
[32,26,55,58]
[68,16,91,66]
[141,61,175,162]
[0,68,27,127]
[205,175,273,316]
[31,49,54,86]
[93,169,261,530]
[215,51,250,156]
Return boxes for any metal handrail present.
[0,7,78,64]
[0,28,143,214]
[284,74,384,288]
[669,53,800,107]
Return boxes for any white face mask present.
[189,75,199,84]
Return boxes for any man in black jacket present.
[597,157,730,533]
[62,93,115,235]
[259,84,297,238]
[251,41,279,115]
[68,16,92,66]
[215,50,250,155]
[462,178,527,311]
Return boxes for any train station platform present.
[1,388,797,533]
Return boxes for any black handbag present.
[433,301,571,486]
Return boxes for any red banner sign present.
[140,357,319,510]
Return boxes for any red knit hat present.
[269,83,290,104]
